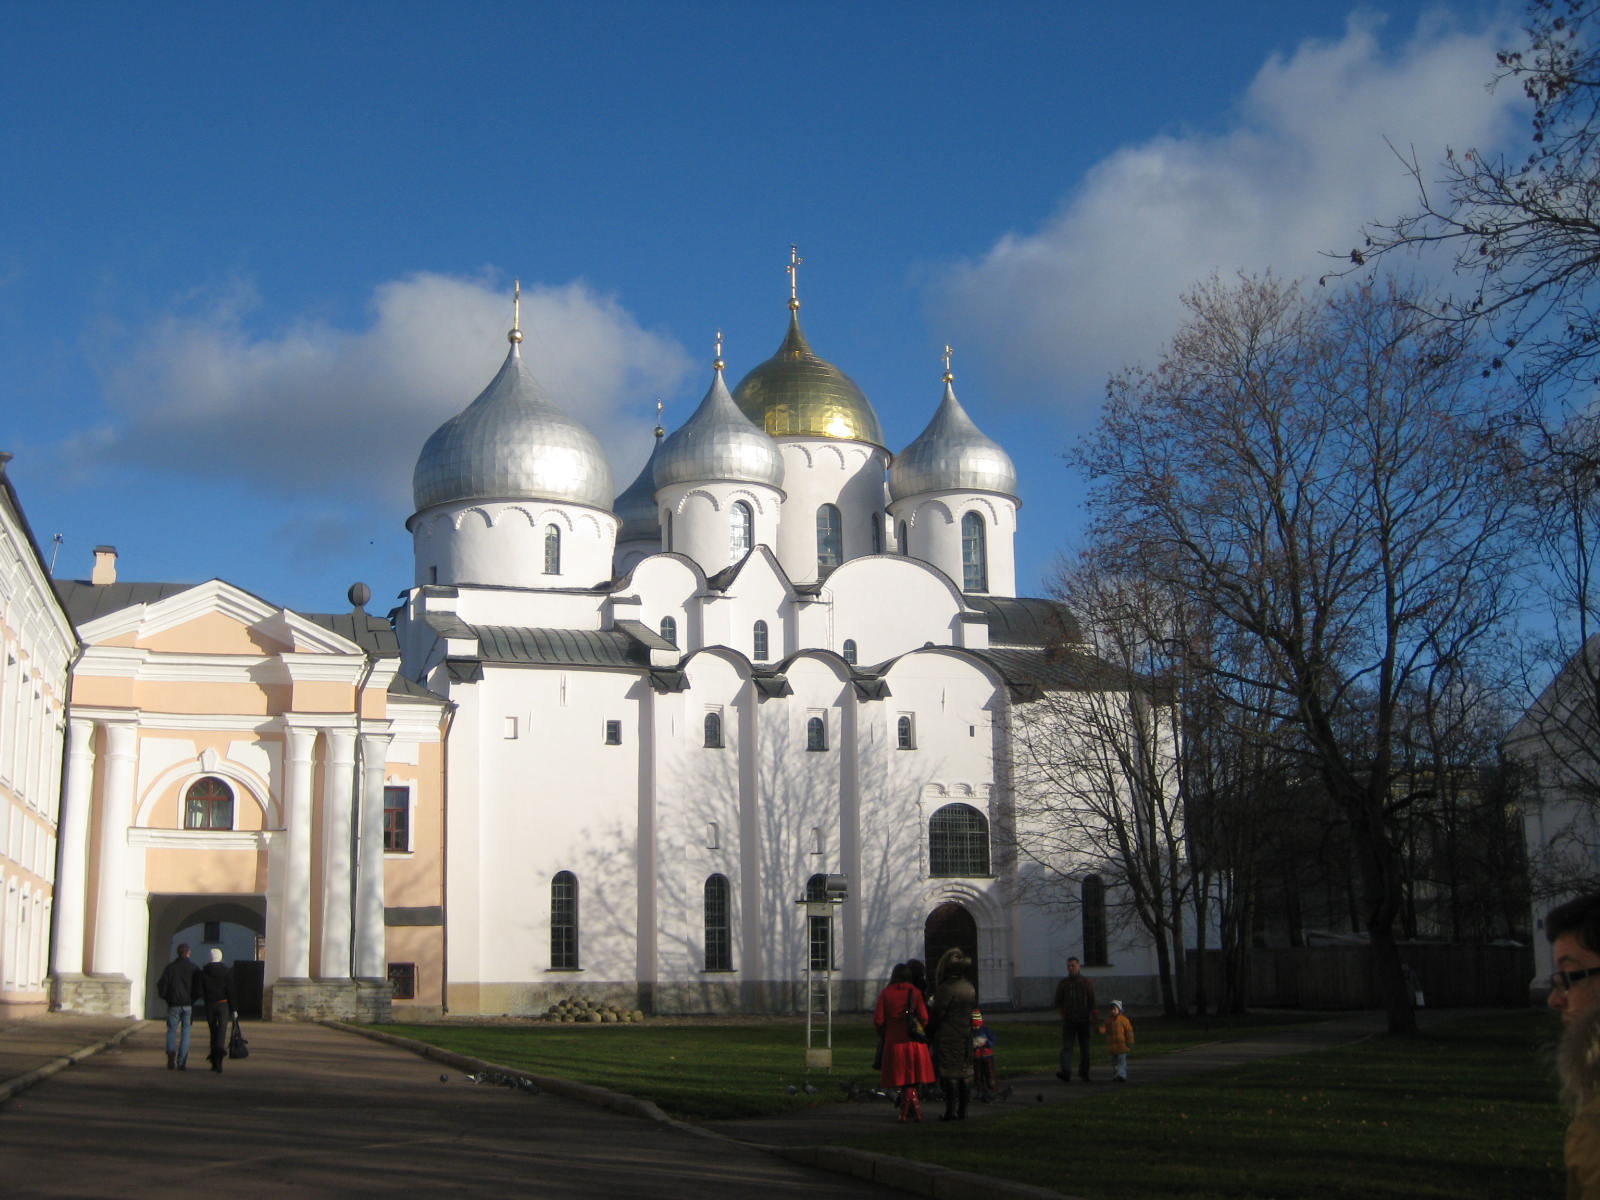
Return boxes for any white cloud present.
[80,271,692,511]
[929,9,1524,414]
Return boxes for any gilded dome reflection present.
[732,312,884,445]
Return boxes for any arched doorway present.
[145,895,266,1018]
[924,902,977,993]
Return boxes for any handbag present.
[228,1015,249,1060]
[904,998,928,1044]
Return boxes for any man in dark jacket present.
[156,943,203,1070]
[1053,956,1098,1083]
[196,948,236,1074]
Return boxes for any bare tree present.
[1076,275,1525,1033]
[1007,553,1192,1015]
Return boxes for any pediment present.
[78,579,363,657]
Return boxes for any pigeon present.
[440,1074,449,1083]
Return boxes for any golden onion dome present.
[732,310,884,445]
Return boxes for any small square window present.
[388,962,417,1000]
[504,716,518,739]
[604,720,623,745]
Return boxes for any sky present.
[1,0,1528,617]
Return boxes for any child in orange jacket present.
[1100,999,1134,1082]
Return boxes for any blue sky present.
[2,1,1522,615]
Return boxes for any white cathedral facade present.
[392,278,1164,1015]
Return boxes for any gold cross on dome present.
[788,244,803,309]
[943,344,954,381]
[509,279,524,344]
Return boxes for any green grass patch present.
[384,1010,1324,1121]
[842,1009,1565,1199]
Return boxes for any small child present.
[971,1007,998,1100]
[1100,999,1134,1082]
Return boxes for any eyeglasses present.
[1550,966,1600,992]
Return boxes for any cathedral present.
[29,259,1166,1021]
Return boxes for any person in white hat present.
[1100,999,1135,1083]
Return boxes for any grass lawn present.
[841,1009,1564,1199]
[385,1009,1324,1120]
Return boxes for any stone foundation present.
[267,978,360,1021]
[51,973,131,1017]
[355,978,392,1023]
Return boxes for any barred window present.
[388,962,417,1000]
[730,501,754,564]
[816,504,842,573]
[929,802,990,876]
[551,871,579,969]
[184,777,234,831]
[659,616,677,647]
[1082,875,1109,966]
[544,524,562,575]
[842,639,858,666]
[704,874,733,971]
[961,512,988,593]
[704,712,723,748]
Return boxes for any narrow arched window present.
[871,519,882,554]
[961,512,987,592]
[898,520,909,555]
[704,874,733,971]
[929,802,990,876]
[544,524,562,575]
[897,715,915,750]
[842,639,858,666]
[551,871,579,969]
[184,777,234,830]
[752,620,769,662]
[704,712,723,748]
[816,504,842,573]
[806,715,827,751]
[664,509,673,552]
[659,616,677,647]
[1082,875,1108,966]
[730,500,754,564]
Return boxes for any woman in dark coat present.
[873,963,935,1121]
[928,948,978,1120]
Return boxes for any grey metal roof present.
[54,578,205,626]
[966,595,1082,647]
[422,613,658,669]
[654,365,784,491]
[890,379,1017,501]
[412,342,614,513]
[303,610,400,658]
[973,646,1139,694]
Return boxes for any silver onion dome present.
[653,355,785,491]
[890,375,1018,501]
[614,430,665,543]
[412,340,614,512]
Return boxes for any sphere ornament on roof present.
[889,346,1018,501]
[654,333,785,491]
[412,286,614,512]
[731,246,884,445]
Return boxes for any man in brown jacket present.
[1053,955,1097,1083]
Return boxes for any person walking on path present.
[1053,955,1097,1082]
[1100,999,1134,1083]
[196,948,236,1074]
[929,947,978,1121]
[1549,893,1600,1198]
[873,963,935,1122]
[155,942,202,1071]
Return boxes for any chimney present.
[91,545,118,586]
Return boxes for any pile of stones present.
[542,998,645,1024]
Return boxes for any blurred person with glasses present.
[1549,893,1600,1198]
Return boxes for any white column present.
[353,727,392,980]
[51,717,96,977]
[318,727,357,979]
[90,721,138,976]
[280,723,318,979]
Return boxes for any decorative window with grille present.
[842,639,857,666]
[388,962,417,999]
[1082,875,1109,966]
[730,500,754,564]
[184,777,234,831]
[704,874,733,971]
[704,711,723,748]
[816,504,842,573]
[659,616,677,646]
[752,620,769,662]
[897,715,915,750]
[928,802,991,876]
[961,512,988,592]
[604,720,622,745]
[806,715,827,751]
[383,785,411,852]
[544,524,562,574]
[550,871,579,969]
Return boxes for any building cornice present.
[129,828,280,851]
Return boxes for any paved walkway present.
[0,1008,1464,1199]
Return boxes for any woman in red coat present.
[874,963,936,1121]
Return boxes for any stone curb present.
[325,1021,1076,1199]
[0,1019,142,1107]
